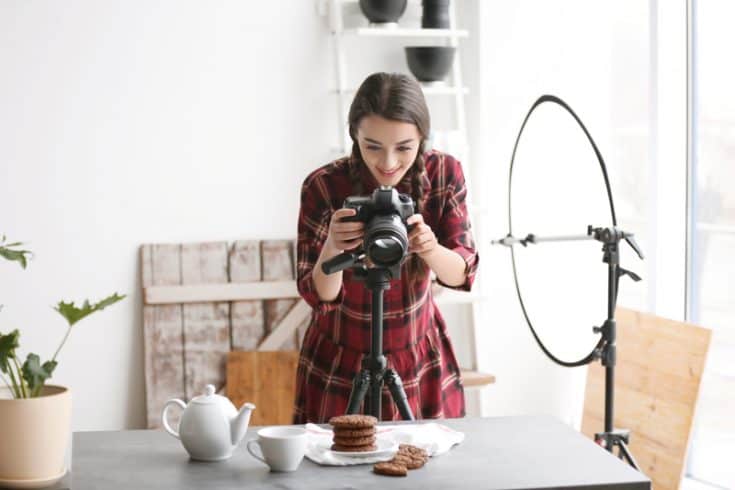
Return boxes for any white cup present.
[246,427,307,472]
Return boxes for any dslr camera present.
[342,186,415,269]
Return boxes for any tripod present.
[494,225,644,469]
[322,255,415,421]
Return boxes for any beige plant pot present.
[0,385,71,487]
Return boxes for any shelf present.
[460,369,496,388]
[344,27,469,38]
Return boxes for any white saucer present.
[322,437,398,458]
[0,469,67,489]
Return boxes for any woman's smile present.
[377,167,401,177]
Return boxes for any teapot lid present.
[191,384,227,405]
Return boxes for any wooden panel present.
[226,351,299,426]
[257,299,311,352]
[141,244,184,429]
[143,281,299,305]
[181,242,230,400]
[262,240,299,351]
[230,241,265,350]
[294,240,310,347]
[582,308,711,490]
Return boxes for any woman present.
[293,72,478,423]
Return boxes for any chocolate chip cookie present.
[328,414,378,429]
[373,462,408,477]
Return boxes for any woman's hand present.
[325,208,365,253]
[407,213,438,258]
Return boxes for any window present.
[685,1,735,488]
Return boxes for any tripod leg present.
[369,371,383,419]
[384,369,415,421]
[346,369,371,415]
[616,440,641,471]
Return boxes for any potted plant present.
[0,236,125,487]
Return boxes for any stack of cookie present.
[328,414,378,452]
[373,444,429,477]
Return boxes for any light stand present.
[494,94,648,470]
[493,225,644,469]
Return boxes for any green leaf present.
[54,293,126,326]
[0,247,31,269]
[0,330,20,374]
[0,237,32,269]
[21,353,57,394]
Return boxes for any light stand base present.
[595,429,641,470]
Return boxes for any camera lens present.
[364,214,409,267]
[368,237,404,265]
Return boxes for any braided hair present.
[346,72,431,280]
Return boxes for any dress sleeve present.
[435,157,479,291]
[296,175,345,313]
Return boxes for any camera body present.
[342,185,415,225]
[342,186,415,269]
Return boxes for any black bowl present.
[405,46,456,82]
[359,0,408,24]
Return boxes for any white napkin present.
[304,422,465,466]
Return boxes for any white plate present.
[321,436,398,458]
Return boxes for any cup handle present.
[247,439,267,465]
[161,399,186,439]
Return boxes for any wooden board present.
[230,241,265,350]
[226,350,299,426]
[461,369,495,388]
[257,299,311,352]
[262,240,300,351]
[143,281,299,304]
[181,242,230,400]
[141,244,184,429]
[582,307,711,490]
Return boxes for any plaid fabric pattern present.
[293,151,479,423]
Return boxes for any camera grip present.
[322,252,361,275]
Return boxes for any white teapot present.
[161,384,255,461]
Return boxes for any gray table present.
[57,415,649,489]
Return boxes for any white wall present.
[0,1,338,431]
[0,1,485,431]
[1,0,651,433]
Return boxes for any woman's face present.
[356,115,421,187]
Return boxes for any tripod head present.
[321,250,402,284]
[587,225,644,260]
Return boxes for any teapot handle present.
[161,399,186,439]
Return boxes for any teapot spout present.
[231,402,256,446]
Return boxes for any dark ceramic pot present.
[405,46,455,82]
[422,0,450,29]
[359,0,408,24]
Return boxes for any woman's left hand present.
[407,214,438,258]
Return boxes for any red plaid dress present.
[293,150,479,423]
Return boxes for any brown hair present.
[347,72,431,279]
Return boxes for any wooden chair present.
[582,307,711,490]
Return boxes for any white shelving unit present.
[320,0,493,392]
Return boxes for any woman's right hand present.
[324,208,365,253]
